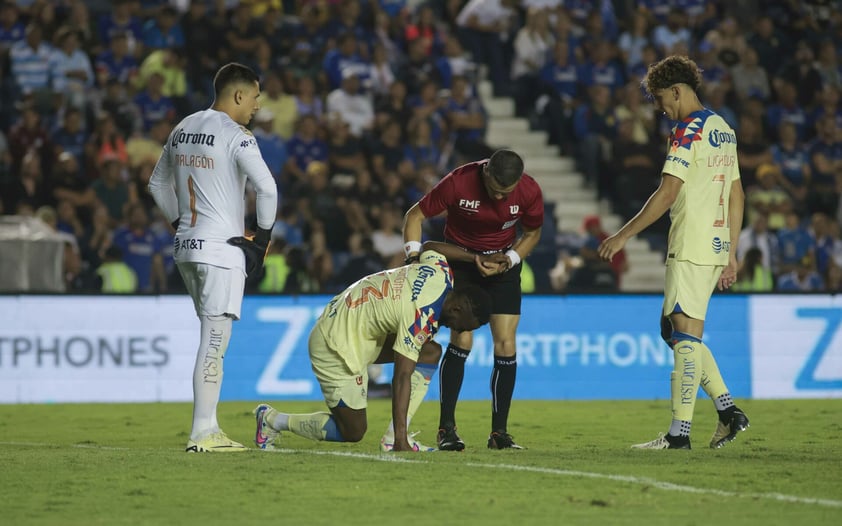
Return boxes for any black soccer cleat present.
[710,409,750,448]
[487,430,524,450]
[437,426,465,451]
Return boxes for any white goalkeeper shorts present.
[177,262,246,320]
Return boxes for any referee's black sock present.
[491,354,517,433]
[439,344,470,429]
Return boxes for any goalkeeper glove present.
[228,226,272,276]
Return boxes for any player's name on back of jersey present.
[175,153,215,169]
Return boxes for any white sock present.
[190,315,232,440]
[383,364,436,439]
[269,412,290,431]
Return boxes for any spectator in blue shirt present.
[777,254,825,291]
[573,84,617,196]
[49,27,94,109]
[109,202,167,292]
[94,31,138,87]
[540,39,580,153]
[323,32,371,91]
[443,75,493,162]
[97,0,143,54]
[9,23,52,95]
[806,115,841,216]
[252,107,288,181]
[142,5,185,50]
[808,84,842,133]
[51,107,86,173]
[770,121,811,206]
[133,72,175,132]
[0,1,25,52]
[403,117,440,170]
[777,211,814,274]
[810,212,836,278]
[765,80,808,142]
[325,0,372,56]
[283,114,329,194]
[578,40,625,95]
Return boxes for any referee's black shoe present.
[487,430,524,450]
[437,426,465,451]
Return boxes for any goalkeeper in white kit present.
[148,62,278,452]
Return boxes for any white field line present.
[2,441,841,509]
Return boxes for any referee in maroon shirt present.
[401,149,544,450]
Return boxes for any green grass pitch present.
[1,399,841,525]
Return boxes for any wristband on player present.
[505,249,521,268]
[404,241,422,258]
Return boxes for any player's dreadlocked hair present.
[213,62,260,97]
[643,55,703,96]
[458,285,493,326]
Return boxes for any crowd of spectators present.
[513,0,842,293]
[1,0,841,295]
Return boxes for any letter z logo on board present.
[254,307,315,395]
[750,298,842,398]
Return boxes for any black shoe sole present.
[438,441,465,451]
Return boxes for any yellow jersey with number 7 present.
[661,108,740,266]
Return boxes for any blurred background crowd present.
[0,0,841,295]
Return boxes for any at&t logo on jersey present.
[711,237,731,254]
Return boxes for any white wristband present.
[506,249,521,268]
[404,241,423,258]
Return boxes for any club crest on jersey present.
[171,128,216,149]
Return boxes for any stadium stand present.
[1,0,841,294]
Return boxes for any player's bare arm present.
[718,178,745,290]
[507,226,542,270]
[390,349,416,452]
[402,203,427,262]
[599,174,682,262]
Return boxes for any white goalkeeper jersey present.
[148,109,278,270]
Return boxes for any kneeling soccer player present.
[253,250,492,451]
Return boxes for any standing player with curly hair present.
[598,56,750,449]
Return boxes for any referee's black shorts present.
[449,259,523,316]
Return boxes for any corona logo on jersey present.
[170,128,216,149]
[708,129,737,148]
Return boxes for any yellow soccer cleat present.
[186,431,248,453]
